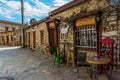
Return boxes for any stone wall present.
[0,23,21,46]
[102,10,118,44]
[0,32,14,45]
[49,0,109,57]
[100,9,120,68]
[25,22,49,53]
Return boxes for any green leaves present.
[65,12,77,27]
[29,18,37,25]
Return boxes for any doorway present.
[40,30,44,45]
[47,21,60,54]
[28,32,30,47]
[6,36,9,45]
[33,31,36,49]
[49,28,57,48]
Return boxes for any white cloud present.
[24,1,49,17]
[0,0,72,22]
[5,15,15,19]
[0,0,21,20]
[0,0,8,3]
[53,0,69,6]
[6,1,21,10]
[32,0,51,11]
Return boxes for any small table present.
[86,56,111,80]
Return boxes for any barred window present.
[75,25,97,50]
[5,27,8,32]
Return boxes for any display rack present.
[98,37,113,74]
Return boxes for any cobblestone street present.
[0,46,108,80]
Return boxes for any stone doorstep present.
[0,77,13,80]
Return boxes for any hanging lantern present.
[54,19,60,25]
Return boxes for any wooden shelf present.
[98,38,113,74]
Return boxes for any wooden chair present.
[66,50,75,68]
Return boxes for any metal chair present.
[52,47,65,67]
[76,52,91,78]
[76,52,90,66]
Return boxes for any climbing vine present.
[64,6,88,27]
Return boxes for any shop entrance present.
[49,28,57,49]
[47,21,60,54]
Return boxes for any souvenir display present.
[98,37,113,74]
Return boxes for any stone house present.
[25,18,49,53]
[0,20,21,46]
[46,0,120,68]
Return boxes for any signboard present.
[102,31,117,37]
[76,16,96,27]
[49,22,55,28]
[61,25,69,33]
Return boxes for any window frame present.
[75,25,97,51]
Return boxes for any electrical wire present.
[0,0,9,7]
[25,9,48,15]
[0,8,21,17]
[24,10,48,19]
[33,0,51,11]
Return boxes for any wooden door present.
[33,31,36,49]
[6,36,9,45]
[48,22,60,54]
[20,35,22,44]
[40,30,44,45]
[11,36,13,41]
[49,28,57,48]
[28,32,30,47]
[2,36,4,44]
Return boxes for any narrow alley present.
[0,0,120,80]
[0,46,108,80]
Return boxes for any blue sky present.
[0,0,72,23]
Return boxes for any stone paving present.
[0,46,108,80]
